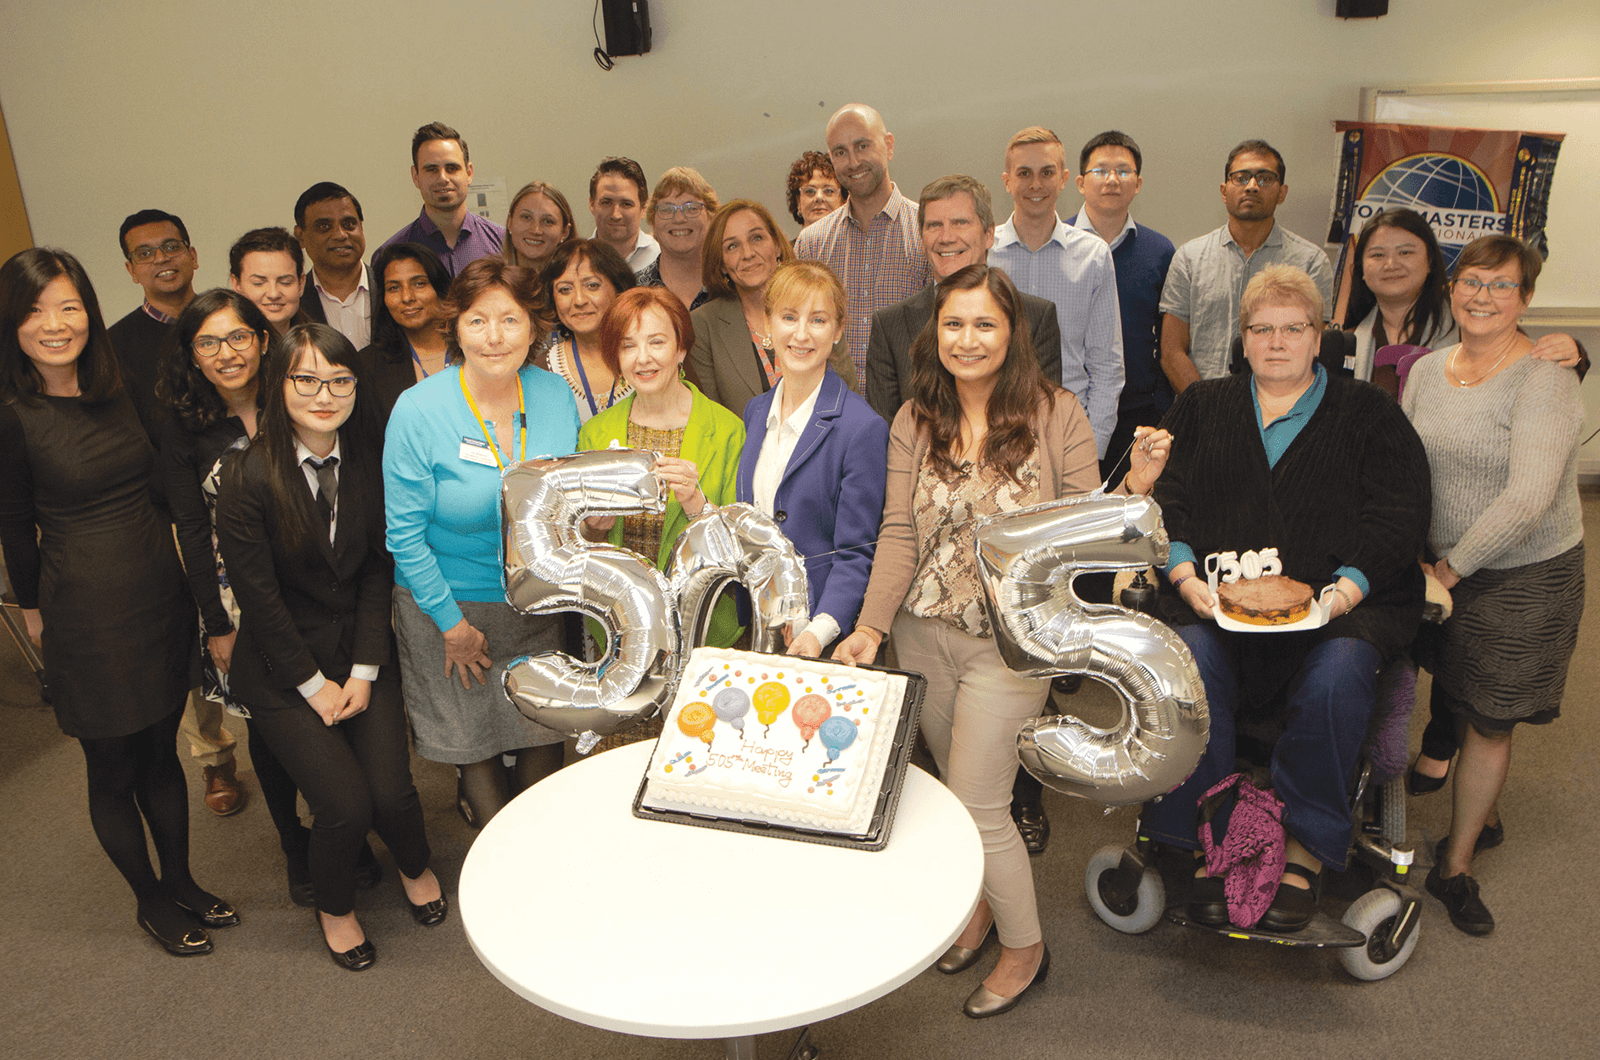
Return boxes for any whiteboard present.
[1365,80,1599,311]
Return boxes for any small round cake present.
[1217,574,1313,626]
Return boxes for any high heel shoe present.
[317,909,376,971]
[1407,753,1452,796]
[137,907,213,956]
[936,917,995,974]
[962,945,1050,1019]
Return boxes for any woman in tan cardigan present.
[834,264,1168,1018]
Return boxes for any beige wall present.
[1,0,1596,459]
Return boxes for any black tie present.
[306,455,339,528]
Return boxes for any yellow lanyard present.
[459,370,526,470]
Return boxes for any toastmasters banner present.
[1326,120,1564,320]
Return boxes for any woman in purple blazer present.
[736,262,888,657]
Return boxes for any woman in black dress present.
[0,248,234,956]
[217,323,442,970]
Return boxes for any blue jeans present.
[1142,625,1380,870]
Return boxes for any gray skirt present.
[393,586,566,763]
[1433,542,1585,729]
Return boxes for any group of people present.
[0,103,1585,1018]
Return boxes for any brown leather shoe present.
[203,761,246,816]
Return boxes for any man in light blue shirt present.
[989,126,1123,458]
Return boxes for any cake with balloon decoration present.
[639,647,914,840]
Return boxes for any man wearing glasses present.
[990,125,1123,460]
[109,209,200,442]
[1070,131,1176,484]
[1158,139,1333,390]
[588,157,659,272]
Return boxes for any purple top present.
[379,208,507,277]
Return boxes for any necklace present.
[1447,344,1511,388]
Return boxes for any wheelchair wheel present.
[1337,888,1419,981]
[1085,845,1166,934]
[1379,775,1407,845]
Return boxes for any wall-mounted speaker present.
[602,0,653,57]
[1337,0,1389,17]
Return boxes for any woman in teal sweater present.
[578,286,744,648]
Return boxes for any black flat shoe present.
[318,910,377,971]
[1187,872,1230,927]
[170,894,240,928]
[410,895,449,927]
[1434,820,1505,862]
[1407,753,1452,796]
[1426,862,1495,936]
[962,945,1050,1019]
[137,909,213,956]
[1013,800,1050,856]
[287,872,316,908]
[1257,862,1319,933]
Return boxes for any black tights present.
[458,744,564,826]
[78,705,222,936]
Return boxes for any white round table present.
[459,742,983,1058]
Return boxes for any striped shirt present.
[990,215,1124,457]
[794,184,927,391]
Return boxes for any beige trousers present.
[179,688,236,767]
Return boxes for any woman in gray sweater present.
[1402,235,1585,937]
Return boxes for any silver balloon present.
[668,502,810,654]
[500,449,680,752]
[975,491,1209,806]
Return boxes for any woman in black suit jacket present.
[217,323,443,971]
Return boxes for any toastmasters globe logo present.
[1351,153,1506,269]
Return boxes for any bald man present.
[794,104,928,391]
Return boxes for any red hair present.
[598,287,695,376]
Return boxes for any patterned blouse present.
[622,421,686,561]
[905,451,1040,637]
[546,333,632,424]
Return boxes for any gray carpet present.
[3,500,1597,1060]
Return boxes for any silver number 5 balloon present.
[500,450,679,754]
[975,492,1209,806]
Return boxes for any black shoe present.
[137,903,213,957]
[1407,753,1452,796]
[962,945,1050,1019]
[1257,863,1319,933]
[288,871,316,908]
[1434,820,1505,862]
[410,895,449,927]
[1425,863,1495,936]
[1187,872,1230,926]
[1051,675,1083,696]
[318,910,377,971]
[169,889,240,928]
[1013,800,1050,855]
[356,840,382,890]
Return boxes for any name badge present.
[1344,354,1356,372]
[459,436,499,467]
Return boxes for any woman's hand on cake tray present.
[441,617,493,689]
[1170,562,1214,618]
[785,626,823,659]
[832,625,882,667]
[1329,576,1365,619]
[1123,426,1172,496]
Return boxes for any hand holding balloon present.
[654,456,706,516]
[1123,426,1173,496]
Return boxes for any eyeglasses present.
[1454,276,1521,297]
[288,374,357,397]
[1086,167,1137,181]
[800,186,841,200]
[131,239,189,264]
[1226,170,1282,188]
[192,329,259,357]
[1245,322,1313,339]
[654,202,705,221]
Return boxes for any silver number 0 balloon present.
[975,492,1209,806]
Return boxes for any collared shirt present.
[309,262,372,349]
[1071,205,1136,252]
[1073,207,1178,415]
[794,184,927,392]
[593,227,660,273]
[141,300,176,326]
[635,258,710,310]
[990,214,1124,457]
[379,209,507,278]
[750,377,838,648]
[290,435,381,699]
[1159,220,1334,381]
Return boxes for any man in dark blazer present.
[865,175,1062,423]
[294,182,376,349]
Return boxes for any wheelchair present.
[1080,651,1425,982]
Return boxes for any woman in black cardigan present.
[217,323,442,971]
[1144,265,1431,933]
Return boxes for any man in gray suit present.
[865,175,1062,423]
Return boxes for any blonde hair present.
[646,167,720,228]
[1006,126,1063,154]
[764,261,847,325]
[1239,264,1325,333]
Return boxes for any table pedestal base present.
[724,1025,818,1059]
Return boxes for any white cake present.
[642,648,908,836]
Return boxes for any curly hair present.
[159,288,272,433]
[784,151,847,226]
